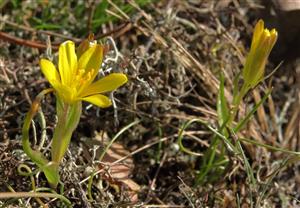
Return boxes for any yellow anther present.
[86,72,92,81]
[78,69,85,76]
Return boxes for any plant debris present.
[1,0,300,207]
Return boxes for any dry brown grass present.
[1,0,300,207]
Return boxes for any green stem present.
[50,98,82,187]
[22,89,53,168]
[239,137,300,156]
[51,104,71,163]
[228,83,248,127]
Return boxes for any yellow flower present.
[243,19,278,88]
[39,40,127,107]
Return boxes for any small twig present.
[105,9,124,21]
[86,1,96,34]
[149,153,167,190]
[110,92,119,127]
[1,19,81,42]
[110,22,133,38]
[0,31,58,50]
[277,94,295,142]
[0,192,71,206]
[0,23,132,50]
[5,65,32,105]
[107,0,130,20]
[127,0,152,21]
[37,110,47,151]
[178,176,196,208]
[142,205,185,208]
[0,58,11,83]
[31,120,38,147]
[5,183,25,206]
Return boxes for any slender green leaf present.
[217,73,229,127]
[234,89,272,133]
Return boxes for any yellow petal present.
[269,29,278,50]
[251,19,264,50]
[80,94,111,108]
[78,44,103,78]
[51,80,77,104]
[79,73,128,97]
[39,59,61,87]
[58,41,78,85]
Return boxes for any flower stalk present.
[51,99,81,164]
[230,19,277,124]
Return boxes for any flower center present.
[73,69,95,94]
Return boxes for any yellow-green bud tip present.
[242,19,278,89]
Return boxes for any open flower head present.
[243,19,278,88]
[40,40,127,107]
